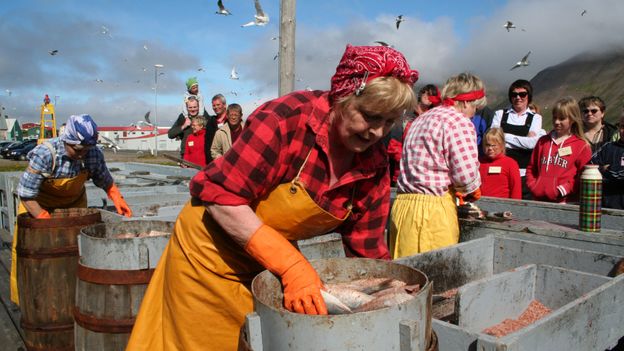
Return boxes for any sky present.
[1,0,623,127]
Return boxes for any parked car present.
[0,141,16,149]
[1,139,37,159]
[0,141,23,158]
[9,141,38,161]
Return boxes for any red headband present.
[442,89,485,106]
[329,45,419,103]
[427,86,442,106]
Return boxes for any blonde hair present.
[441,72,487,109]
[335,76,416,117]
[552,97,588,143]
[191,116,206,128]
[529,102,540,114]
[483,128,506,154]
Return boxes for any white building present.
[97,124,180,152]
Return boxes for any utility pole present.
[278,0,296,96]
[154,64,164,156]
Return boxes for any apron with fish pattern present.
[127,151,352,351]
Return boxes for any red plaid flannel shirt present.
[398,106,481,196]
[190,91,391,259]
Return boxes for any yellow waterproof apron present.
[10,169,89,304]
[389,191,459,258]
[127,154,352,351]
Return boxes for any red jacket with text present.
[479,153,522,199]
[525,133,591,203]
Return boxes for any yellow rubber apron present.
[389,191,459,258]
[127,154,352,351]
[10,170,89,304]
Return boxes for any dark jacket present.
[589,122,619,153]
[591,140,624,209]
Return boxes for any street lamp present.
[154,64,164,156]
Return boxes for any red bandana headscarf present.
[442,89,485,106]
[329,45,419,103]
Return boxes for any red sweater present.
[183,129,207,167]
[526,133,591,203]
[479,153,522,199]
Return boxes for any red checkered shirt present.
[190,90,391,259]
[397,105,481,196]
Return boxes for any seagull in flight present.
[510,51,531,70]
[95,78,104,83]
[216,0,232,15]
[580,9,587,16]
[101,25,113,38]
[230,66,239,80]
[395,15,405,30]
[374,41,392,48]
[49,49,59,55]
[503,21,516,32]
[197,67,205,72]
[5,89,12,97]
[242,0,269,27]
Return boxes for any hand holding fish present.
[244,224,328,315]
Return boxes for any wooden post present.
[278,0,296,96]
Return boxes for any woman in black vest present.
[491,79,546,199]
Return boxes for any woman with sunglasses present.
[10,114,132,305]
[490,79,547,199]
[127,45,418,350]
[579,96,619,153]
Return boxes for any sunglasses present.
[510,92,528,98]
[582,108,600,114]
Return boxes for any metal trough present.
[395,236,624,350]
[244,257,433,351]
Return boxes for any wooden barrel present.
[74,220,173,351]
[16,208,102,351]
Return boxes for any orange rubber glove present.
[465,188,482,202]
[245,224,327,315]
[36,209,51,219]
[456,188,481,205]
[106,184,132,217]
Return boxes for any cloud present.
[3,0,624,126]
[0,7,199,125]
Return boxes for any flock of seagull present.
[37,2,594,103]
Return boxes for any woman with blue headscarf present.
[10,114,132,305]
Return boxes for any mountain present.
[529,50,624,129]
[484,50,624,130]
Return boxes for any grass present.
[0,164,27,172]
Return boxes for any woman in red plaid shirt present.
[390,73,485,258]
[128,45,418,351]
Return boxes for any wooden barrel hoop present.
[73,307,135,334]
[77,263,154,285]
[24,344,74,351]
[16,245,78,259]
[20,320,74,332]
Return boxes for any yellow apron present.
[10,170,89,304]
[127,158,352,351]
[389,191,459,258]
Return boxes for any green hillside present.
[519,50,624,131]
